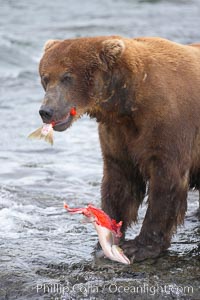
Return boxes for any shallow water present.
[0,0,199,299]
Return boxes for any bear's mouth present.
[53,113,74,132]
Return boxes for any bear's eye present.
[61,72,73,85]
[41,75,49,91]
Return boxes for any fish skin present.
[111,245,131,264]
[28,124,54,145]
[64,203,130,264]
[93,221,130,264]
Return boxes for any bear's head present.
[39,36,127,131]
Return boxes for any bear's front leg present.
[122,163,188,262]
[101,156,146,236]
[94,157,146,257]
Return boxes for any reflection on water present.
[0,0,199,299]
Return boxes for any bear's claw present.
[121,239,162,262]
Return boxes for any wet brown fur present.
[39,36,200,261]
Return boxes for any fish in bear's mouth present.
[53,107,77,132]
[28,107,77,145]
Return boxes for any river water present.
[0,0,199,299]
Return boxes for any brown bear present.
[38,36,200,262]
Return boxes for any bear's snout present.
[39,105,54,123]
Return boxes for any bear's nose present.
[39,106,54,122]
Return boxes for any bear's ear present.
[43,39,61,52]
[99,39,125,70]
